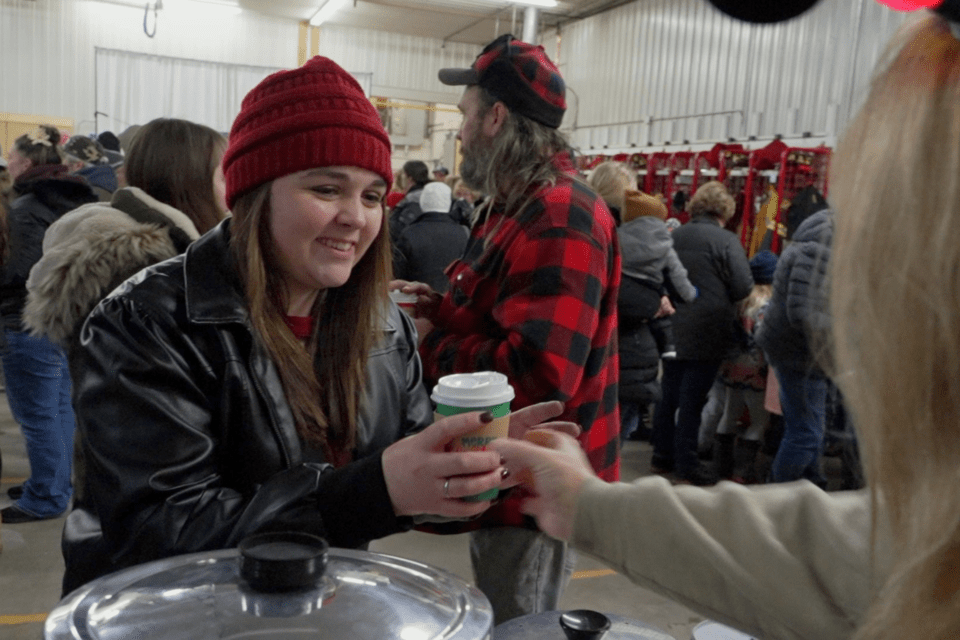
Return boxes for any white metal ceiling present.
[237,0,626,45]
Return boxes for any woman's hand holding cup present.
[389,279,443,319]
[381,410,506,518]
[389,280,440,344]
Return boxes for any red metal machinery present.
[665,152,696,223]
[740,140,787,255]
[717,147,750,237]
[586,154,608,170]
[689,150,715,195]
[643,152,672,201]
[627,153,647,189]
[770,146,832,253]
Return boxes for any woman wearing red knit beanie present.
[60,56,574,595]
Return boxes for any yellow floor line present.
[1,477,27,483]
[0,613,47,625]
[572,569,616,579]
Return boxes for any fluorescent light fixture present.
[197,0,242,9]
[310,0,351,25]
[191,0,242,13]
[161,0,243,13]
[510,0,558,6]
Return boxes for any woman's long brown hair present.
[124,118,227,234]
[229,182,391,463]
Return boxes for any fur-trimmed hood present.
[23,186,201,345]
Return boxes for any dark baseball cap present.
[63,135,108,165]
[439,34,566,129]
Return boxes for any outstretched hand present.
[507,401,580,440]
[382,411,504,518]
[489,430,596,542]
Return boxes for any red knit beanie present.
[223,56,393,208]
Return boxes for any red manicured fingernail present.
[480,411,494,423]
[501,468,510,479]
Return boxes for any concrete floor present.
[0,395,711,640]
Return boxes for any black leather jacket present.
[62,219,431,595]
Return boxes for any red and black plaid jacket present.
[419,152,621,530]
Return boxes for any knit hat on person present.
[622,189,667,223]
[223,56,393,208]
[420,181,453,214]
[97,131,122,152]
[63,135,108,165]
[438,34,566,129]
[749,250,778,284]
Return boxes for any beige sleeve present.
[572,476,886,640]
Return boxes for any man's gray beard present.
[459,138,495,193]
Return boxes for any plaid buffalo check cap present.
[439,34,566,129]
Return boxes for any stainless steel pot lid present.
[46,533,493,640]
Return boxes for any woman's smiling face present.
[269,166,387,315]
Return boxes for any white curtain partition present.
[94,48,374,135]
[95,48,285,134]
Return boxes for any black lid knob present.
[239,532,329,592]
[559,610,612,640]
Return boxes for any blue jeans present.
[771,366,827,486]
[620,401,641,440]
[2,329,75,517]
[652,359,722,475]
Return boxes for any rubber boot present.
[753,451,774,484]
[714,433,736,479]
[733,438,762,483]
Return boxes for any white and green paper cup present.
[432,372,515,502]
[388,289,418,317]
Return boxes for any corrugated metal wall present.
[0,0,476,135]
[313,27,479,104]
[556,0,909,153]
[0,0,298,133]
[0,0,915,145]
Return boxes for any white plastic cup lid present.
[388,290,418,304]
[431,372,515,408]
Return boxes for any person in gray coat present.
[650,181,753,485]
[618,189,697,357]
[755,207,833,486]
[617,189,697,441]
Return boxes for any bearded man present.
[399,34,622,624]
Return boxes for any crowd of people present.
[0,5,957,638]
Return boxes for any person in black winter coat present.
[755,208,833,487]
[650,181,753,485]
[388,159,431,244]
[1,125,97,524]
[393,181,468,293]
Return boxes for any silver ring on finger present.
[443,478,451,498]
